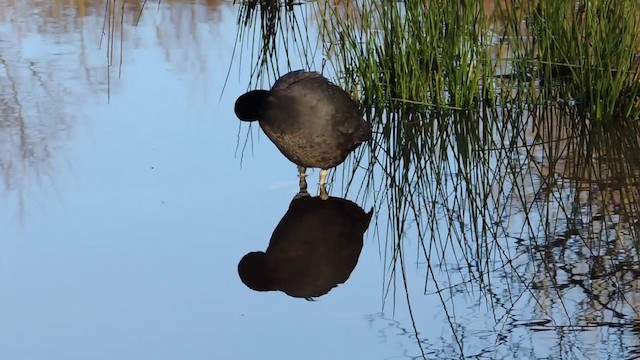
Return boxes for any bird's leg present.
[294,166,309,199]
[319,169,329,200]
[298,166,308,191]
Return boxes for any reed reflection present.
[238,193,373,300]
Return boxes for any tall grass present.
[318,0,496,109]
[501,0,640,121]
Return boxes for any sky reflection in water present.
[4,1,639,359]
[0,2,433,359]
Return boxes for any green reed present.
[318,0,496,110]
[501,0,640,121]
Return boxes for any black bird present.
[234,70,372,199]
[237,195,374,299]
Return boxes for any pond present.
[1,1,640,359]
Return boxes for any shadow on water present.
[238,193,373,300]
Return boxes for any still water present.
[2,1,640,360]
[0,2,429,359]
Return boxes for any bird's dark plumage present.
[234,70,372,170]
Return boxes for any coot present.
[234,70,371,199]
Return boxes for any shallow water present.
[2,1,640,360]
[0,2,428,359]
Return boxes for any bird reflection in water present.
[238,193,373,300]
